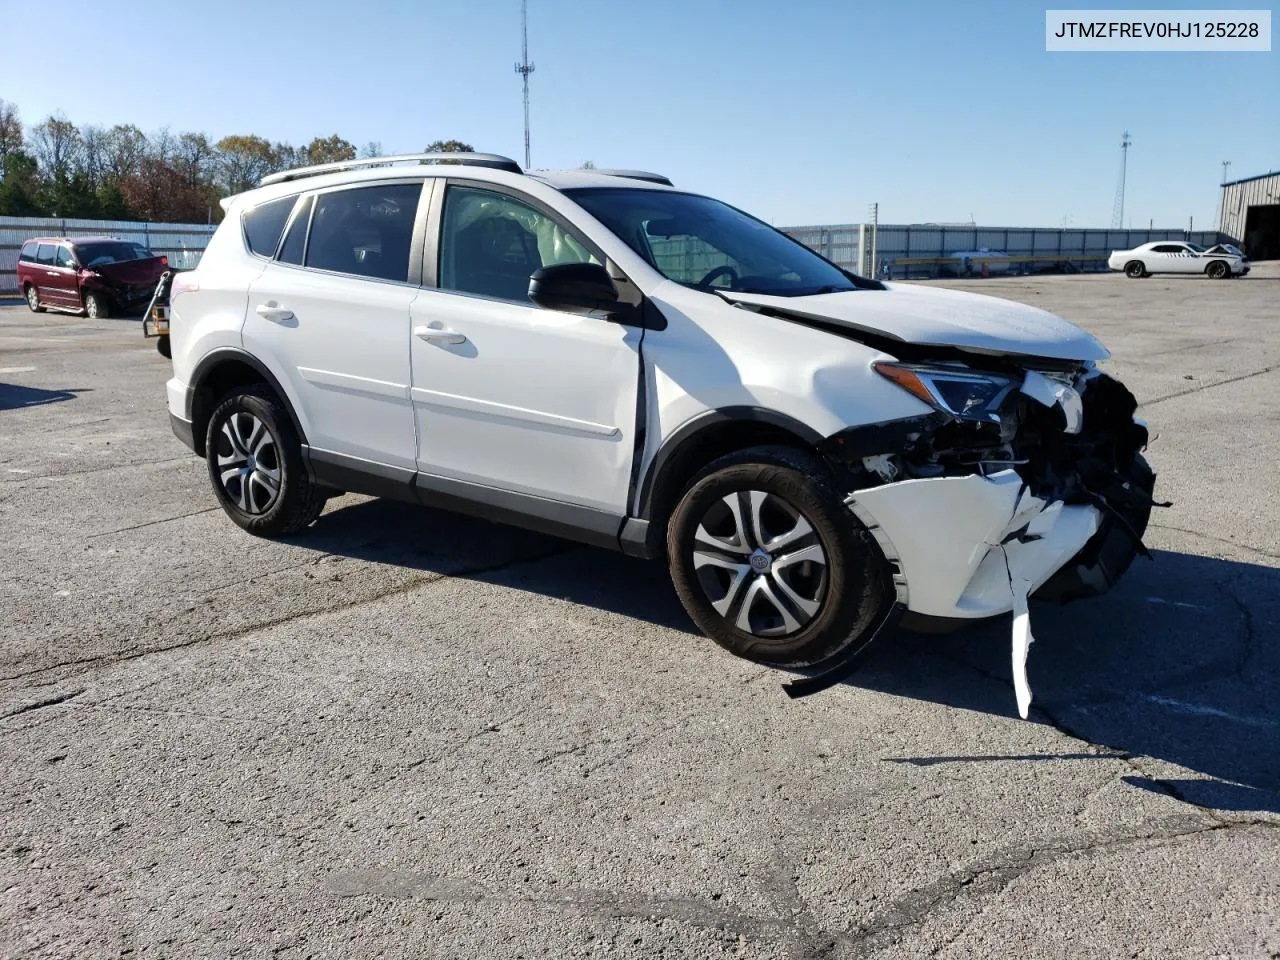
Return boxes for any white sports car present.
[1108,241,1250,279]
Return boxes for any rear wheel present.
[1205,261,1230,279]
[84,292,109,319]
[666,446,889,668]
[205,385,325,536]
[24,285,44,313]
[1124,260,1147,279]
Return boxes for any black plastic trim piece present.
[618,518,656,559]
[634,407,825,521]
[307,449,419,504]
[187,348,308,456]
[783,601,905,698]
[169,413,196,453]
[414,472,623,550]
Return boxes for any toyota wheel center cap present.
[749,549,772,573]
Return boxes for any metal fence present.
[783,223,1228,279]
[0,216,216,294]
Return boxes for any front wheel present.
[205,385,325,536]
[666,446,889,668]
[1205,261,1230,279]
[84,292,109,319]
[1124,261,1147,279]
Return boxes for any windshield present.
[75,241,153,269]
[565,188,857,297]
[1185,242,1205,253]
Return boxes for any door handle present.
[414,323,466,345]
[255,302,295,323]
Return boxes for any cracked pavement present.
[1,266,1278,958]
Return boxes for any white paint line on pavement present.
[1143,695,1277,728]
[0,366,37,374]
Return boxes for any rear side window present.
[277,196,314,266]
[305,183,421,282]
[19,241,37,262]
[243,196,297,258]
[36,244,56,266]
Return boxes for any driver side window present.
[438,185,599,303]
[642,225,743,288]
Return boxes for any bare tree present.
[174,132,217,187]
[28,113,83,176]
[0,99,23,163]
[104,124,147,179]
[359,141,383,159]
[80,124,109,186]
[150,126,176,162]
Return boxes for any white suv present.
[165,152,1156,691]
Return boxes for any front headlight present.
[873,362,1017,423]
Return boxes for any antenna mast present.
[514,0,535,169]
[1111,131,1131,229]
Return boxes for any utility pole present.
[514,0,535,170]
[1219,160,1231,231]
[1111,131,1131,230]
[869,202,879,279]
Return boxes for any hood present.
[718,284,1109,363]
[92,257,166,285]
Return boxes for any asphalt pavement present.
[1,266,1277,958]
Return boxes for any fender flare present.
[634,406,824,522]
[186,347,308,454]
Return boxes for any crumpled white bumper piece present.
[846,469,1100,619]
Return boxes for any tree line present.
[0,100,473,224]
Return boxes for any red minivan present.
[17,237,169,319]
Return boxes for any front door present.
[243,181,428,471]
[49,244,80,308]
[409,182,641,517]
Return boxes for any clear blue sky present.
[1,0,1275,228]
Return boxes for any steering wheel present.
[696,265,739,289]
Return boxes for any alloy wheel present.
[691,490,829,637]
[26,287,38,310]
[85,295,100,319]
[215,411,282,515]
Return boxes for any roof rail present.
[594,169,674,187]
[260,152,523,187]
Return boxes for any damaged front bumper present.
[846,469,1103,620]
[815,364,1157,715]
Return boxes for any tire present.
[1124,261,1147,279]
[204,384,325,536]
[24,285,44,313]
[84,292,109,319]
[156,335,171,359]
[1205,261,1229,279]
[666,445,890,668]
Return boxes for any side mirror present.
[528,262,621,316]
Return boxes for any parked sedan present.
[17,237,170,318]
[1108,241,1249,279]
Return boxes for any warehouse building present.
[1220,170,1280,260]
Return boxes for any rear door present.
[408,180,641,518]
[243,180,427,472]
[33,244,63,305]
